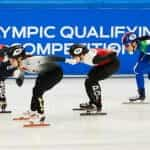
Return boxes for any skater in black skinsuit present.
[7,45,74,124]
[0,44,16,112]
[27,58,64,123]
[69,44,120,112]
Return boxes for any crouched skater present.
[69,44,120,113]
[0,44,16,112]
[6,45,74,126]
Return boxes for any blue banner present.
[0,8,150,75]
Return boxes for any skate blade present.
[80,112,107,116]
[122,102,150,104]
[13,117,30,121]
[72,108,87,111]
[72,107,96,111]
[0,110,11,113]
[23,123,50,127]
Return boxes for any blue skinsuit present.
[133,38,150,91]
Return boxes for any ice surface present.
[0,78,150,150]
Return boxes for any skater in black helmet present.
[8,44,75,125]
[0,44,15,112]
[69,44,120,112]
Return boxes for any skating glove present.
[14,69,24,87]
[16,77,24,87]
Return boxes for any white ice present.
[1,78,150,150]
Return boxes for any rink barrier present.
[8,74,147,79]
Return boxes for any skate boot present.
[0,99,11,113]
[94,100,102,112]
[0,100,7,112]
[80,101,106,116]
[13,110,37,121]
[28,113,45,123]
[129,88,145,102]
[0,101,7,112]
[79,102,96,111]
[24,113,50,127]
[96,105,102,112]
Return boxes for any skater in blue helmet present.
[122,32,150,101]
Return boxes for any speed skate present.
[0,103,11,113]
[72,107,107,116]
[23,121,50,127]
[72,107,89,111]
[0,110,11,113]
[122,101,150,104]
[72,104,97,111]
[23,114,50,127]
[13,116,30,121]
[80,110,107,116]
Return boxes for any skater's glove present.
[65,58,77,65]
[14,69,24,87]
[16,77,24,87]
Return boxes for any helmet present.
[69,44,89,57]
[122,32,137,45]
[0,44,7,49]
[7,45,26,59]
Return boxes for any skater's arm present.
[47,56,77,65]
[48,56,66,62]
[0,61,17,77]
[93,52,117,64]
[15,70,24,87]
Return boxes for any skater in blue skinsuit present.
[122,32,150,101]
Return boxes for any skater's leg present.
[0,79,7,111]
[130,55,150,101]
[130,61,149,101]
[85,78,102,111]
[132,73,145,100]
[83,58,119,111]
[81,67,105,110]
[31,66,63,118]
